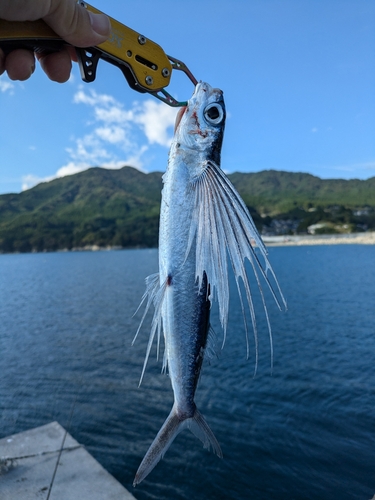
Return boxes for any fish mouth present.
[195,82,223,98]
[174,106,187,132]
[174,83,224,133]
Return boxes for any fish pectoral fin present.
[133,404,222,486]
[188,160,287,369]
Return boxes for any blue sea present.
[0,245,375,500]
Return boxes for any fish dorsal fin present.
[187,160,287,370]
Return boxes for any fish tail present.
[133,404,222,486]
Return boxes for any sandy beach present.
[262,232,375,247]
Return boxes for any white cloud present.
[73,87,177,147]
[95,126,127,145]
[66,87,177,170]
[73,89,116,107]
[66,133,112,164]
[22,162,95,190]
[133,100,177,147]
[103,145,149,172]
[332,161,375,173]
[22,174,54,191]
[0,77,14,94]
[21,87,177,190]
[53,145,149,182]
[94,105,134,124]
[55,163,89,178]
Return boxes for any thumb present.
[43,0,111,48]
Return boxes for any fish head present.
[174,82,225,165]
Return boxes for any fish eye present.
[203,103,224,125]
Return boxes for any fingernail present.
[88,12,111,37]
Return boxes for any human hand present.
[0,0,111,83]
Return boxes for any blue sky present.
[1,0,374,194]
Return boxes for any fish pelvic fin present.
[132,273,167,386]
[133,403,222,486]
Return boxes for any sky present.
[0,0,374,195]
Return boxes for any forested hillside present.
[1,166,374,253]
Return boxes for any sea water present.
[0,245,374,500]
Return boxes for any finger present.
[5,49,35,81]
[0,48,5,75]
[66,45,78,63]
[0,0,46,20]
[36,49,73,83]
[0,0,111,48]
[43,0,111,48]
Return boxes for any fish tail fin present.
[133,404,222,486]
[188,408,223,457]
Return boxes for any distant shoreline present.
[263,232,375,246]
[0,245,150,255]
[1,232,375,256]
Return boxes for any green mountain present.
[230,170,375,214]
[0,167,162,253]
[0,167,374,253]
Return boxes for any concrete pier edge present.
[0,421,136,500]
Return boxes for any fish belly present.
[159,157,209,415]
[162,258,209,417]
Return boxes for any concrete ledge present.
[0,422,136,500]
